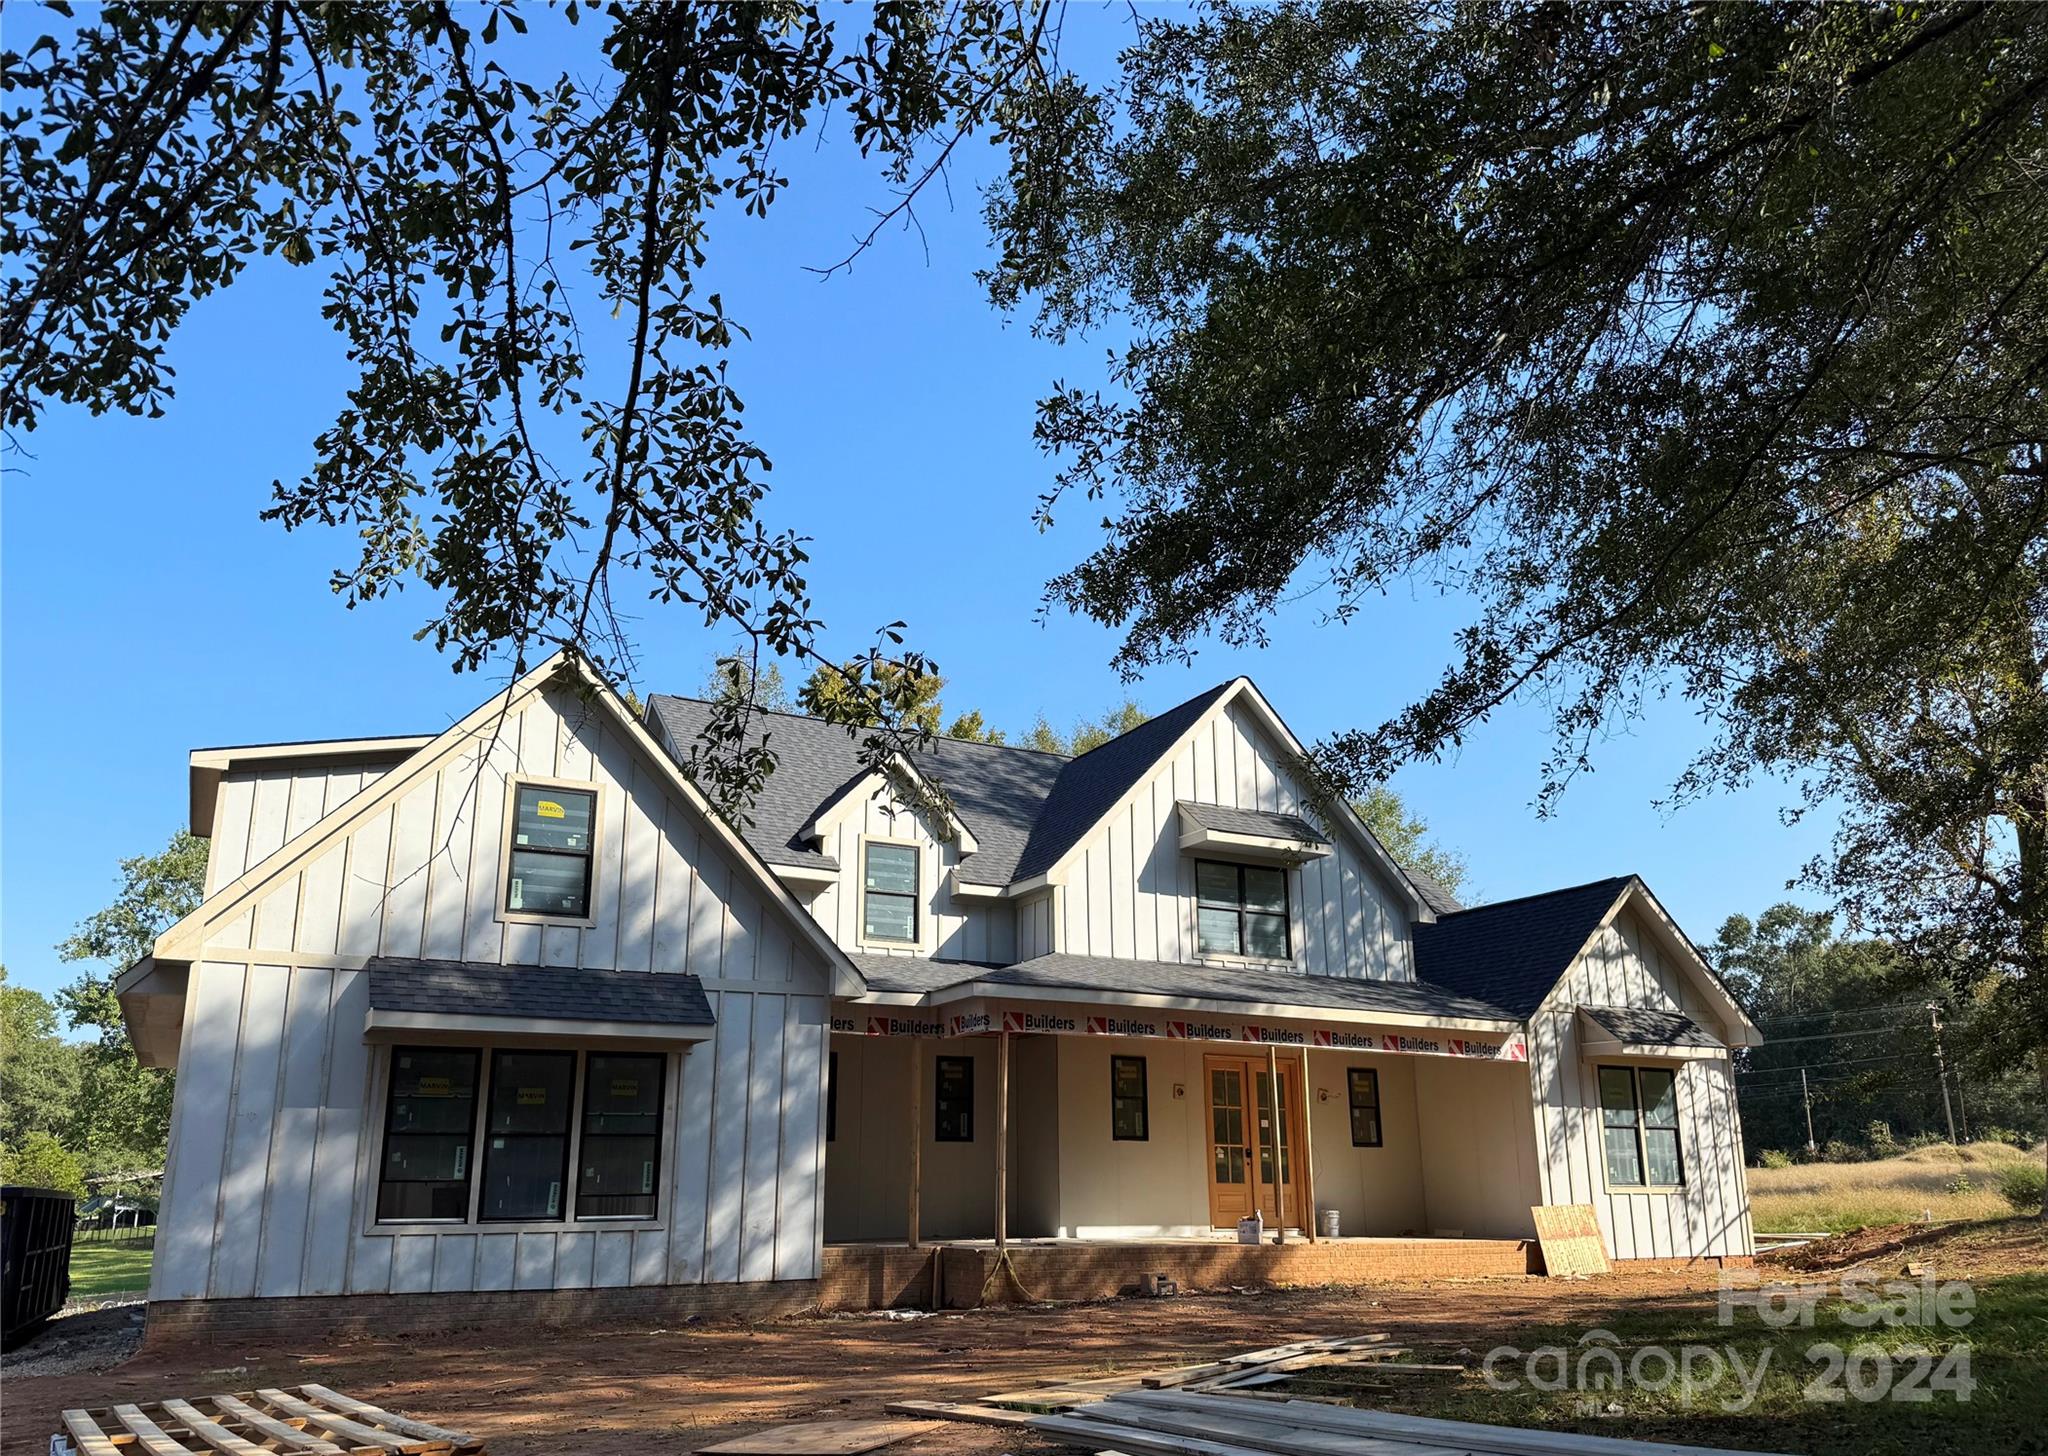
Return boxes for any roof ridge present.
[645,692,1074,762]
[1423,874,1634,920]
[1047,679,1238,772]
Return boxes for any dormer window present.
[1195,861,1290,959]
[861,840,920,944]
[505,782,598,919]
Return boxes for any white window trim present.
[856,832,932,952]
[360,1040,679,1237]
[498,774,604,930]
[1595,1062,1688,1196]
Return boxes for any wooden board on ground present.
[695,1418,932,1455]
[884,1400,1036,1428]
[1530,1203,1610,1277]
[49,1385,484,1456]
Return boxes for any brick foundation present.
[142,1279,819,1352]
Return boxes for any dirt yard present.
[10,1225,2041,1456]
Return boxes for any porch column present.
[906,1038,922,1248]
[994,1030,1010,1248]
[1266,1043,1282,1237]
[1299,1047,1319,1242]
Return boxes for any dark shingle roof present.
[1011,685,1236,880]
[646,696,1067,885]
[367,957,715,1026]
[1406,867,1464,916]
[1582,1004,1720,1048]
[851,951,1518,1022]
[1412,876,1633,1018]
[1176,800,1329,846]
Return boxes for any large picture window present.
[505,783,598,918]
[376,1047,479,1220]
[1195,861,1290,958]
[577,1053,665,1219]
[479,1050,576,1221]
[1347,1067,1382,1147]
[1599,1065,1685,1188]
[862,841,920,943]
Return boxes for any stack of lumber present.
[54,1382,485,1456]
[1029,1389,1798,1456]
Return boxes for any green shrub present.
[1822,1138,1862,1164]
[1866,1120,1899,1157]
[1759,1148,1794,1169]
[1998,1161,2046,1213]
[1976,1125,2035,1151]
[0,1132,86,1197]
[1944,1172,1974,1196]
[1905,1130,1946,1149]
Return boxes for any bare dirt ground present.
[4,1267,1740,1455]
[11,1226,2042,1456]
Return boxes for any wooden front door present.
[1204,1054,1304,1229]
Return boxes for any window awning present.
[1577,1004,1724,1059]
[1175,801,1332,862]
[365,957,717,1047]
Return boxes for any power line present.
[1749,1001,1930,1029]
[1737,1053,1917,1082]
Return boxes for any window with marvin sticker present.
[935,1055,973,1142]
[376,1047,479,1220]
[1110,1055,1149,1141]
[506,783,597,918]
[1194,861,1290,958]
[577,1053,664,1219]
[1347,1067,1382,1147]
[862,841,919,943]
[1599,1065,1685,1188]
[479,1049,575,1220]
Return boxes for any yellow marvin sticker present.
[610,1078,640,1099]
[517,1086,548,1106]
[536,799,567,819]
[416,1076,452,1097]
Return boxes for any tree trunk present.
[2039,1052,2047,1223]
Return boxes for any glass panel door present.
[1204,1060,1255,1226]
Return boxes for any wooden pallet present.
[54,1382,484,1456]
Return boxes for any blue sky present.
[0,6,1834,1012]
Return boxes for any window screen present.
[863,842,919,942]
[576,1053,664,1219]
[934,1055,973,1142]
[1194,861,1290,958]
[506,784,597,918]
[479,1049,575,1221]
[377,1047,480,1220]
[1110,1055,1149,1141]
[1347,1067,1382,1147]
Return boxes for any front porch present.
[817,1233,1538,1311]
[822,981,1551,1288]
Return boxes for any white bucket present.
[1320,1208,1341,1239]
[1236,1214,1264,1245]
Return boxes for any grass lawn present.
[68,1241,153,1298]
[1747,1141,2036,1234]
[1274,1221,2048,1456]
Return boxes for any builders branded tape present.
[865,1015,946,1038]
[1313,1027,1379,1050]
[948,1010,995,1037]
[1239,1023,1308,1045]
[1085,1014,1165,1037]
[1166,1019,1239,1041]
[1001,1009,1078,1034]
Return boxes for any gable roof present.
[1174,800,1327,845]
[1580,1004,1720,1049]
[149,652,865,995]
[646,696,1066,886]
[1405,866,1464,916]
[1412,876,1634,1018]
[1011,685,1235,881]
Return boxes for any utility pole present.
[1927,1003,1959,1146]
[1800,1067,1817,1155]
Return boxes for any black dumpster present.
[1,1185,77,1350]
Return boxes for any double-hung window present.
[862,841,920,944]
[1598,1066,1684,1188]
[479,1050,575,1221]
[577,1053,665,1219]
[506,783,598,918]
[1195,861,1290,958]
[1110,1055,1149,1141]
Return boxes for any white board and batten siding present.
[1051,699,1412,980]
[1526,904,1756,1261]
[803,787,1017,965]
[152,684,833,1303]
